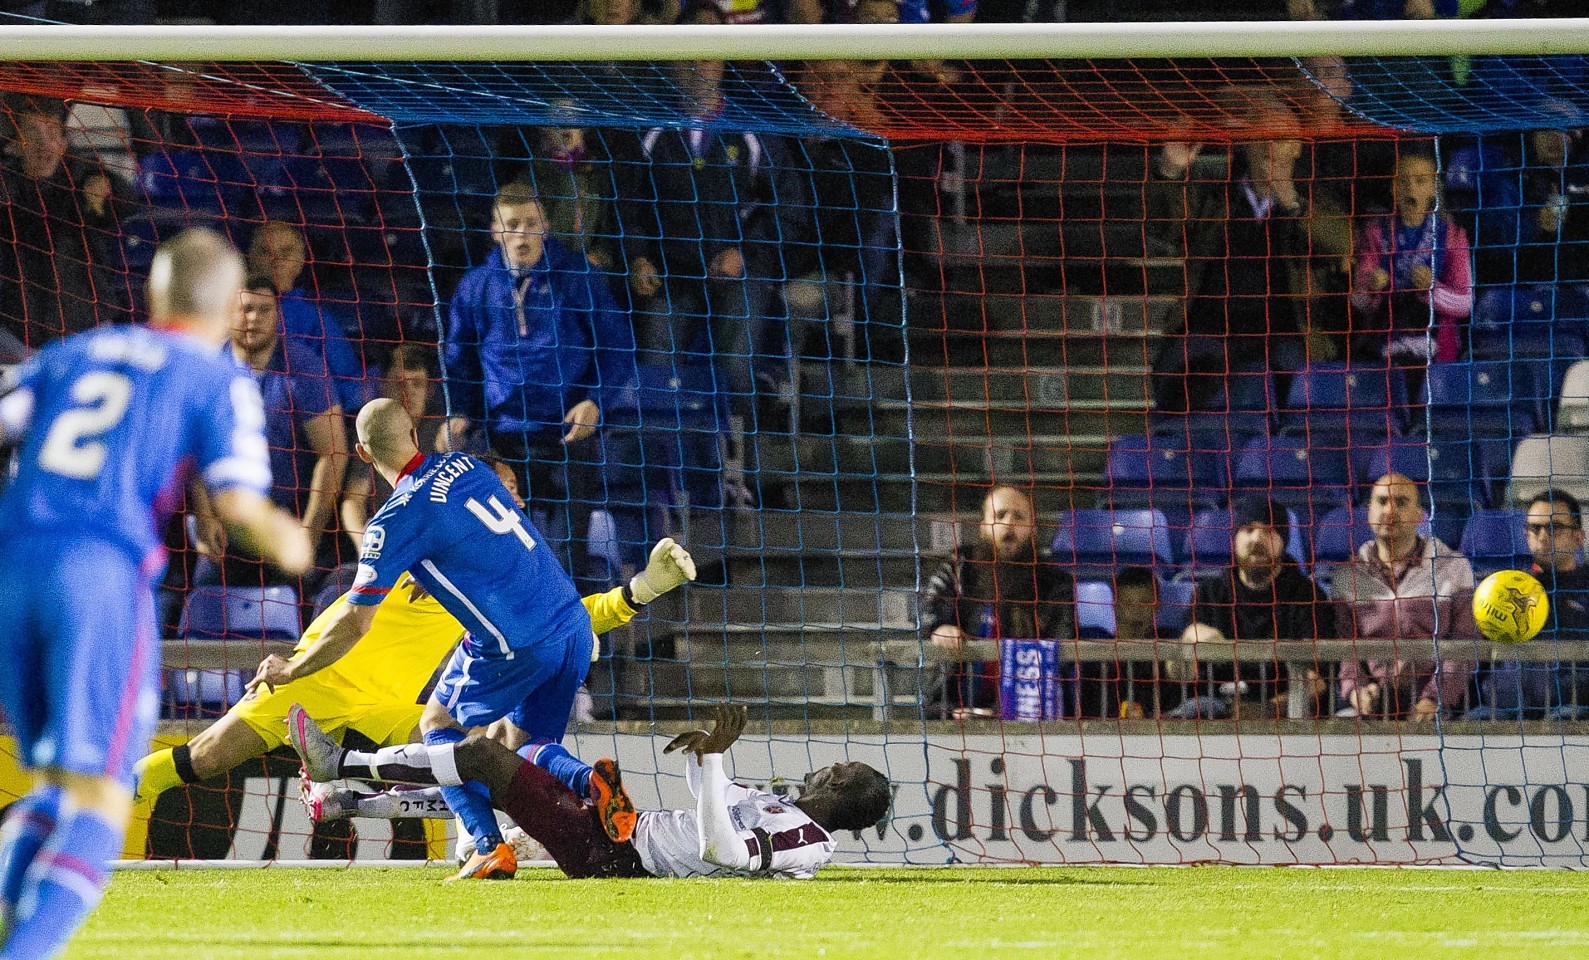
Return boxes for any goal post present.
[0,19,1587,869]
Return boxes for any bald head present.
[1367,472,1425,561]
[147,228,245,345]
[356,397,420,470]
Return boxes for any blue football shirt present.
[0,325,273,565]
[347,452,589,656]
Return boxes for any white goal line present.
[0,19,1587,63]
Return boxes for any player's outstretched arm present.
[211,487,313,575]
[628,537,697,605]
[246,599,378,695]
[665,705,753,870]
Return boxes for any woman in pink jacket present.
[1352,151,1473,366]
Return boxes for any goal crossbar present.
[1,19,1587,63]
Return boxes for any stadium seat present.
[1422,359,1544,439]
[1350,440,1430,488]
[1051,508,1174,576]
[1231,435,1350,511]
[1281,362,1409,441]
[1556,360,1589,433]
[1181,507,1307,574]
[1154,578,1196,636]
[169,585,301,714]
[1075,580,1117,639]
[1428,436,1507,511]
[1460,509,1531,578]
[1470,285,1589,360]
[1102,434,1225,511]
[1509,434,1589,508]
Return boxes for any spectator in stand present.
[1107,566,1172,720]
[0,94,131,348]
[247,220,373,411]
[622,10,795,503]
[1350,149,1472,378]
[1466,490,1589,720]
[1147,99,1323,414]
[1168,496,1336,720]
[496,116,624,275]
[340,344,443,552]
[196,275,348,589]
[922,486,1076,718]
[1334,473,1477,721]
[441,182,636,594]
[1466,118,1589,288]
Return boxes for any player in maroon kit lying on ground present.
[300,705,892,879]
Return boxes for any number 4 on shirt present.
[466,495,536,551]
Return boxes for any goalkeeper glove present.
[629,537,697,605]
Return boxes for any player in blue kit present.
[0,229,312,960]
[247,398,633,881]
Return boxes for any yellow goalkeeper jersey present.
[294,581,640,705]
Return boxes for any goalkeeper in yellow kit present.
[133,536,696,805]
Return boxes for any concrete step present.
[908,328,1165,369]
[900,365,1152,407]
[648,584,920,629]
[906,291,1183,337]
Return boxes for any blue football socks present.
[2,803,120,960]
[0,786,63,933]
[521,741,592,798]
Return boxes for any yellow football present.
[1472,570,1549,645]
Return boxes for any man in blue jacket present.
[441,182,636,593]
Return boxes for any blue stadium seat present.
[1471,285,1589,360]
[168,585,301,714]
[1075,580,1117,640]
[1102,434,1225,511]
[1351,440,1431,488]
[1427,436,1507,511]
[138,151,237,212]
[1460,509,1531,578]
[269,154,377,223]
[1181,507,1307,574]
[1231,435,1350,510]
[1155,578,1196,635]
[1444,143,1507,201]
[1281,362,1408,440]
[1051,508,1174,575]
[1310,504,1365,567]
[1422,358,1544,438]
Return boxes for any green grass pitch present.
[67,865,1589,958]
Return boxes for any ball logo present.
[1500,585,1540,623]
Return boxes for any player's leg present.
[0,561,56,938]
[491,757,648,879]
[307,748,646,879]
[132,710,271,803]
[504,633,634,843]
[2,543,157,960]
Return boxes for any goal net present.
[0,22,1587,868]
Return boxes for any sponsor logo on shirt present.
[361,524,385,561]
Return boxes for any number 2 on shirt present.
[466,495,536,551]
[38,371,133,480]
